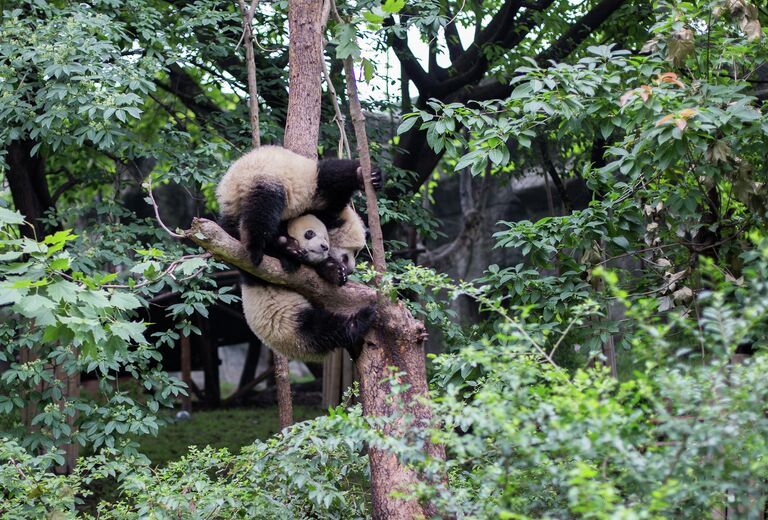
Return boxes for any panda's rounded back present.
[216,145,319,219]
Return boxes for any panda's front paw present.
[316,258,348,286]
[278,235,308,261]
[357,166,384,191]
[355,304,377,331]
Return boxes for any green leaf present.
[397,116,420,135]
[363,11,384,23]
[16,294,56,315]
[79,290,110,309]
[611,236,630,249]
[0,207,24,225]
[109,321,147,344]
[49,257,71,271]
[381,0,405,13]
[47,280,80,303]
[110,292,143,310]
[334,24,360,60]
[362,59,374,83]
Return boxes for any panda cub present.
[216,146,381,281]
[240,213,375,361]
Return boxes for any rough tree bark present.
[6,139,53,239]
[277,0,325,430]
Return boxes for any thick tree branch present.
[386,19,437,95]
[434,0,556,95]
[461,0,627,103]
[536,0,626,64]
[393,0,626,193]
[184,218,376,312]
[443,2,465,62]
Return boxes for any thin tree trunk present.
[238,0,261,148]
[274,352,293,429]
[180,335,192,412]
[6,139,52,239]
[236,0,294,427]
[340,28,444,519]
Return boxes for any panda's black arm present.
[314,257,348,286]
[316,159,362,213]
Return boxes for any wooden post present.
[238,338,262,390]
[180,335,192,412]
[197,319,221,406]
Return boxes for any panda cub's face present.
[332,247,361,273]
[287,214,330,264]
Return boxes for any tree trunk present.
[5,139,53,239]
[284,0,323,155]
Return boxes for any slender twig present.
[145,180,184,239]
[54,253,212,290]
[549,316,578,359]
[9,458,26,479]
[321,38,351,159]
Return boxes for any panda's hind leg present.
[298,304,377,360]
[240,182,286,266]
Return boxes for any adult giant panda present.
[240,213,375,361]
[216,146,381,274]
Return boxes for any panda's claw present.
[278,235,308,261]
[249,250,265,267]
[351,305,377,335]
[316,258,348,286]
[357,166,384,191]
[370,169,383,190]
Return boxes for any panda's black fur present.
[240,214,375,361]
[216,145,381,270]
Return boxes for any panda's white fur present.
[240,211,375,361]
[242,283,329,361]
[328,205,367,273]
[216,146,318,223]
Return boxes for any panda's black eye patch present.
[305,230,315,240]
[342,254,349,264]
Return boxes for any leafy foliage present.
[3,0,768,517]
[0,209,187,454]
